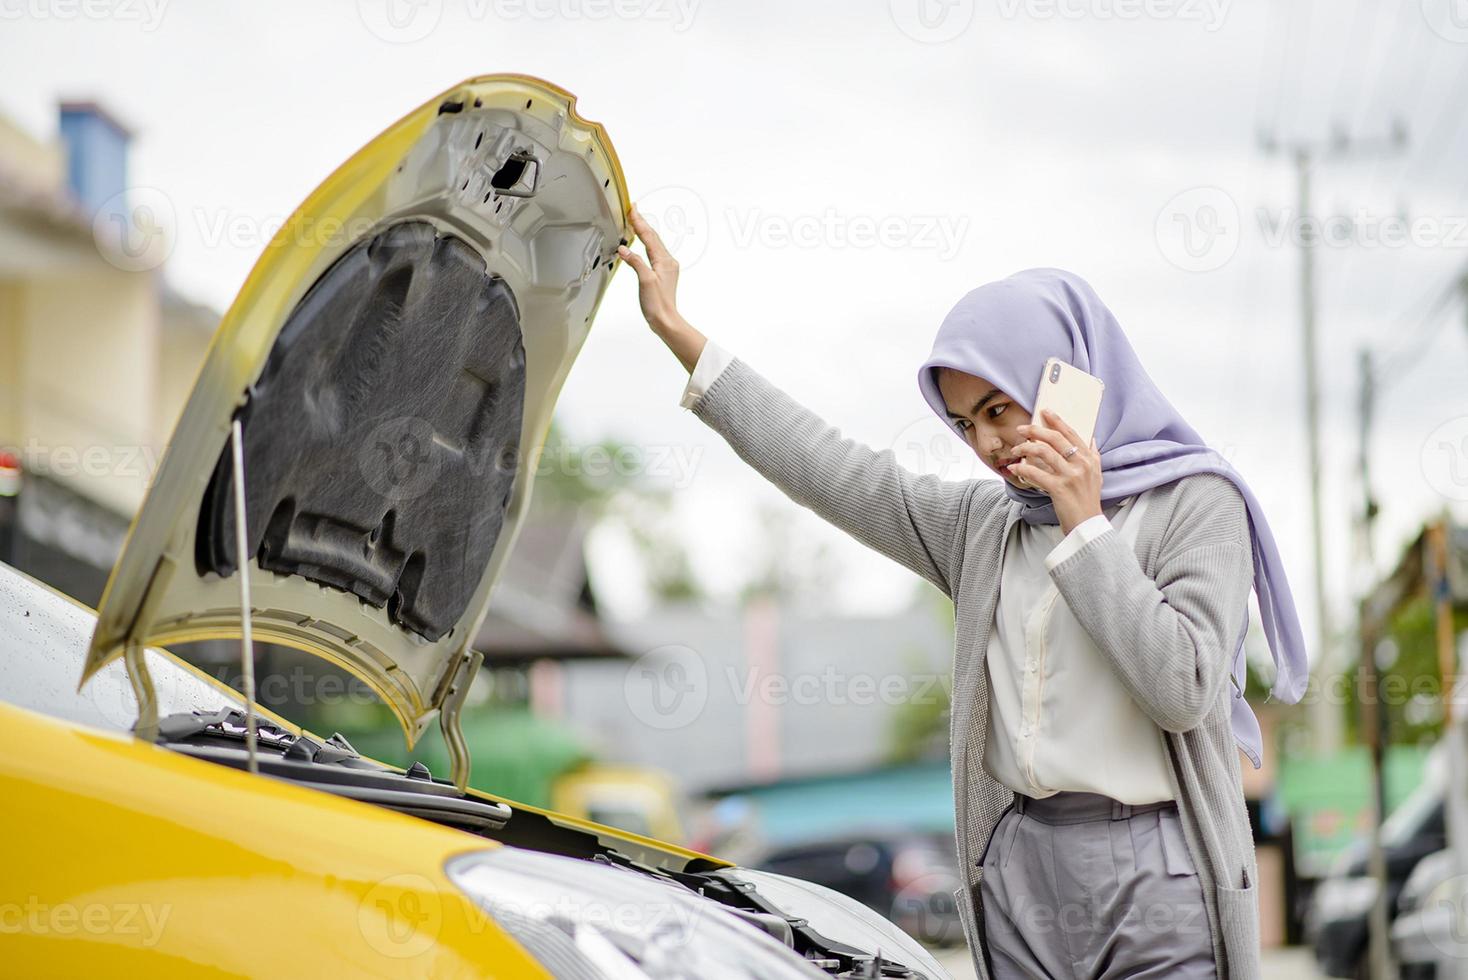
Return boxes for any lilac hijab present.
[916,268,1308,769]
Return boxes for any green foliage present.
[533,418,704,603]
[1340,595,1468,746]
[885,582,955,763]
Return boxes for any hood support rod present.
[229,418,260,775]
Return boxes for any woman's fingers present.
[617,243,652,280]
[630,205,677,269]
[1022,410,1094,462]
[1010,460,1054,492]
[1017,438,1066,473]
[1039,409,1087,456]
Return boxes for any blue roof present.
[711,761,955,845]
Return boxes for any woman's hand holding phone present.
[1012,410,1104,535]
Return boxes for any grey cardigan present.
[688,356,1262,980]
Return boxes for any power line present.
[1275,0,1317,142]
[1329,0,1379,130]
[1351,0,1413,137]
[1377,271,1468,386]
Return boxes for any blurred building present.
[0,101,215,604]
[558,597,954,794]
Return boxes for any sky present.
[2,0,1466,671]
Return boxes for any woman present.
[617,205,1307,980]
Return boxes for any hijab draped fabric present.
[916,268,1308,769]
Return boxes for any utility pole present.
[1259,124,1407,754]
[1355,347,1393,980]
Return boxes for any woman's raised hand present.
[618,203,706,372]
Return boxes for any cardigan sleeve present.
[687,354,990,598]
[1044,474,1254,733]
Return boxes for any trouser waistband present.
[1012,790,1176,824]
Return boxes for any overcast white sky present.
[3,0,1466,661]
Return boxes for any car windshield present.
[0,563,245,733]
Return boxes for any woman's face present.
[936,366,1033,486]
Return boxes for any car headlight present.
[721,868,950,980]
[445,849,825,980]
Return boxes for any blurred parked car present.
[1,73,951,980]
[1307,760,1448,979]
[1392,849,1464,980]
[550,763,688,844]
[754,830,966,948]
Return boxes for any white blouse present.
[983,489,1175,803]
[680,340,1175,804]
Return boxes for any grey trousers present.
[978,791,1216,980]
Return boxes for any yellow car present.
[0,75,950,979]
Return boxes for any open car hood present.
[84,75,629,789]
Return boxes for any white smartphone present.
[1031,357,1104,448]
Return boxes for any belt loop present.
[1014,793,1027,814]
[1111,799,1133,820]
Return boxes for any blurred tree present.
[885,580,954,763]
[1341,596,1468,746]
[736,502,837,609]
[531,419,704,603]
